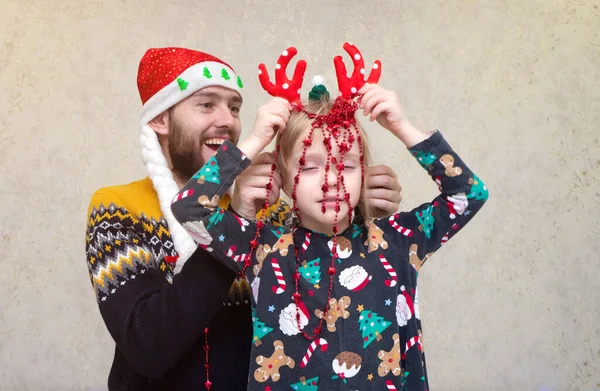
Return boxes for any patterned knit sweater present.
[85,177,291,390]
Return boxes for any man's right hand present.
[230,152,283,219]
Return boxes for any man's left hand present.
[365,165,403,218]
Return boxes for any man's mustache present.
[199,129,238,143]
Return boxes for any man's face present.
[168,86,242,179]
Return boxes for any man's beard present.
[168,114,238,180]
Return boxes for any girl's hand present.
[250,97,292,147]
[239,97,292,159]
[358,83,408,137]
[358,83,426,148]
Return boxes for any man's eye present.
[230,106,241,113]
[199,102,213,108]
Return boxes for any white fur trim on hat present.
[140,124,197,274]
[140,61,242,125]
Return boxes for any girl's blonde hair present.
[276,96,374,224]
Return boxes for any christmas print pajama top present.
[171,130,489,391]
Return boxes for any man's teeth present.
[204,138,225,145]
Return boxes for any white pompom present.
[312,75,325,86]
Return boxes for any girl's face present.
[284,127,363,236]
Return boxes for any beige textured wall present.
[1,0,599,390]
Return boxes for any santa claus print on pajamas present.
[170,131,489,390]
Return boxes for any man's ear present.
[147,110,170,136]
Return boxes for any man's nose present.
[213,105,235,128]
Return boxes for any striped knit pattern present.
[86,178,293,305]
[86,202,176,302]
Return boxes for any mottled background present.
[1,0,599,390]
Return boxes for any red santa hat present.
[350,274,372,292]
[297,299,310,320]
[400,285,415,315]
[137,47,243,273]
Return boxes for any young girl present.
[171,46,488,391]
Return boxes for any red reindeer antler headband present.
[334,42,382,99]
[258,42,382,106]
[258,47,307,108]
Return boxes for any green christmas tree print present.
[415,204,436,239]
[237,75,244,88]
[358,309,391,348]
[207,207,224,229]
[203,67,212,79]
[252,308,273,346]
[412,150,437,170]
[177,77,189,91]
[467,175,489,201]
[300,258,321,285]
[271,228,284,238]
[221,68,231,80]
[352,225,363,238]
[290,376,319,391]
[193,155,220,184]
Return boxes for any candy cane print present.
[379,254,397,287]
[440,224,459,247]
[300,338,328,368]
[401,334,422,360]
[388,215,413,237]
[171,189,195,203]
[407,334,421,351]
[271,258,286,294]
[226,246,248,263]
[434,176,442,192]
[385,379,397,390]
[302,232,311,252]
[440,232,449,246]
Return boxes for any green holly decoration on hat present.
[252,308,273,347]
[177,77,189,91]
[358,308,391,348]
[193,155,220,185]
[290,376,319,391]
[467,175,488,201]
[237,76,244,88]
[203,67,213,79]
[415,203,436,239]
[308,75,330,101]
[300,258,321,286]
[221,68,231,80]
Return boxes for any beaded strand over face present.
[290,96,364,340]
